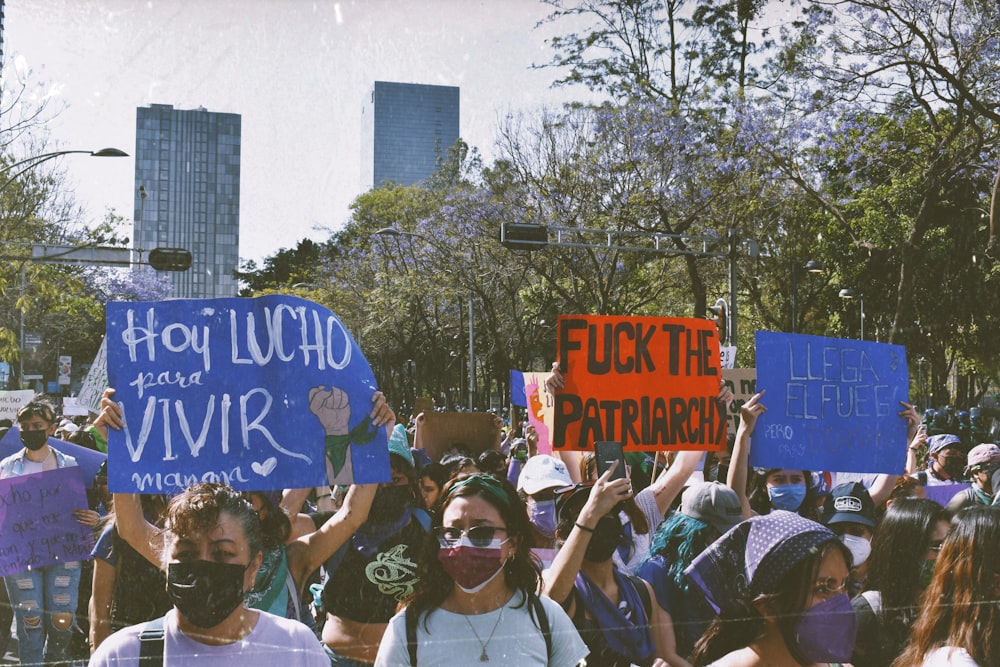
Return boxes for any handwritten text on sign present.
[0,466,94,577]
[554,315,725,451]
[106,296,390,493]
[751,332,908,474]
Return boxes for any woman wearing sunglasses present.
[374,473,588,666]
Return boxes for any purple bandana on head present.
[684,511,837,616]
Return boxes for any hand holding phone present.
[594,441,627,482]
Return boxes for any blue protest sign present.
[510,369,527,408]
[0,466,95,577]
[751,332,908,474]
[105,296,390,493]
[0,428,107,485]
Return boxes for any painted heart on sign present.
[251,457,278,477]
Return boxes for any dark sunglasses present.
[435,525,507,548]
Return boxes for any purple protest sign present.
[922,482,969,508]
[0,466,95,577]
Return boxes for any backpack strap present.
[625,574,653,620]
[529,593,552,663]
[411,508,431,532]
[405,606,419,667]
[138,616,166,667]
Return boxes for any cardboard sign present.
[61,397,90,417]
[105,296,389,493]
[0,466,95,577]
[0,390,34,421]
[414,412,501,462]
[0,428,107,486]
[523,372,555,455]
[554,315,725,452]
[721,369,757,440]
[76,339,108,415]
[751,332,908,474]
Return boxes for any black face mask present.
[939,456,966,481]
[167,560,248,629]
[19,429,48,452]
[369,484,413,524]
[584,515,623,563]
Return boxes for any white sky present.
[5,0,590,264]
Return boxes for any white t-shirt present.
[374,592,588,667]
[88,609,328,667]
[920,647,981,666]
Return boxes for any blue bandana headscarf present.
[684,510,837,616]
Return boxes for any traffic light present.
[148,247,192,271]
[501,223,548,251]
[709,298,729,345]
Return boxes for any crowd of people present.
[1,367,999,667]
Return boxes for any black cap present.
[822,481,877,529]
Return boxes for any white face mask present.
[840,533,871,567]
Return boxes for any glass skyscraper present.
[361,81,460,190]
[133,104,241,298]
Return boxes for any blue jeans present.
[3,560,81,666]
[325,646,373,667]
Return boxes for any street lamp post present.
[373,227,476,411]
[790,260,825,333]
[839,288,866,340]
[1,148,128,195]
[6,148,129,388]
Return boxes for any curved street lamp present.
[0,147,129,195]
[8,147,128,388]
[839,288,865,340]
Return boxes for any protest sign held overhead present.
[554,315,725,452]
[413,412,502,461]
[523,372,555,455]
[105,295,390,493]
[0,466,95,577]
[752,332,908,474]
[722,368,757,438]
[76,338,108,415]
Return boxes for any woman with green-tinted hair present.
[375,473,588,666]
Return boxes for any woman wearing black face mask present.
[89,483,328,666]
[543,464,690,667]
[1,399,96,667]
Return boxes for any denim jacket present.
[0,445,77,479]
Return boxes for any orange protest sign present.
[553,314,725,452]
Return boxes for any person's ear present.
[245,550,264,586]
[752,597,778,624]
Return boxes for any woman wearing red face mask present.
[375,473,588,666]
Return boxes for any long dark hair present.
[748,468,819,521]
[893,506,1000,667]
[692,540,849,667]
[865,498,948,621]
[403,473,542,629]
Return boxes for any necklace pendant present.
[480,650,489,662]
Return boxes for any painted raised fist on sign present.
[309,386,351,437]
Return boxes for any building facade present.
[133,104,241,298]
[361,81,460,190]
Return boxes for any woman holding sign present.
[89,482,329,666]
[0,398,96,667]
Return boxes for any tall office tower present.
[133,104,241,298]
[361,81,460,190]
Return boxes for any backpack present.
[403,593,551,667]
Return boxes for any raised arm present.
[727,390,766,520]
[542,463,631,605]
